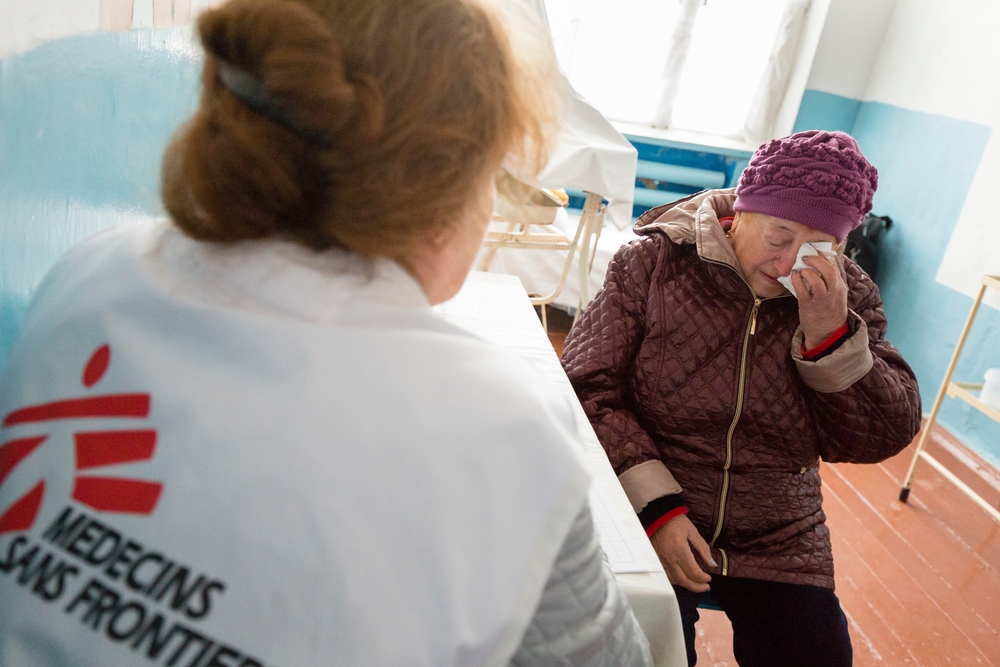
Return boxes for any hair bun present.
[164,0,557,257]
[198,0,375,145]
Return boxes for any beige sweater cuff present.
[617,460,682,513]
[792,310,874,393]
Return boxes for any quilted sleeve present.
[561,239,682,512]
[509,503,653,667]
[794,262,922,463]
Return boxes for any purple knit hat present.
[733,130,878,242]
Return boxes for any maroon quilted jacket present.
[562,190,922,589]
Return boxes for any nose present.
[774,251,797,277]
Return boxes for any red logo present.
[0,345,163,534]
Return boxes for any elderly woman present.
[562,130,922,667]
[0,1,653,665]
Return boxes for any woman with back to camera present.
[0,1,654,665]
[562,131,922,667]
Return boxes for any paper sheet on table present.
[589,483,650,573]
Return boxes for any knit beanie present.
[733,130,878,242]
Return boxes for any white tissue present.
[777,242,837,298]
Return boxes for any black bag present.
[845,214,892,281]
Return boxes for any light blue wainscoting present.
[795,90,999,467]
[0,27,202,368]
[792,90,862,135]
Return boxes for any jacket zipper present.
[709,294,759,549]
[696,252,793,567]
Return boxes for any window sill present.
[611,121,756,158]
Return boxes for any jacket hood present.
[633,188,741,272]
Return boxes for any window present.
[544,0,806,142]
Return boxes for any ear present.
[730,211,743,234]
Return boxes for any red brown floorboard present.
[693,610,736,666]
[824,465,996,665]
[542,309,1000,666]
[687,439,1000,667]
[829,461,1000,633]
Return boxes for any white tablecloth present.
[436,272,686,667]
[535,88,638,230]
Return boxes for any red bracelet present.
[645,506,689,537]
[802,321,849,359]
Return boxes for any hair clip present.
[218,62,331,149]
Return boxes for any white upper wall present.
[804,0,896,100]
[0,0,217,59]
[806,0,1000,124]
[0,0,101,59]
[864,0,1000,124]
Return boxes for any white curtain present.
[651,0,703,128]
[742,0,812,145]
[545,0,814,145]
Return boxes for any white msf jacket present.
[0,220,651,667]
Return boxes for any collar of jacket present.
[632,188,743,275]
[148,220,431,322]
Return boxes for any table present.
[436,272,686,667]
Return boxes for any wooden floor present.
[542,305,1000,667]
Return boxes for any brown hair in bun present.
[161,0,559,261]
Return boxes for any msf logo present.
[0,345,163,534]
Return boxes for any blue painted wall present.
[793,90,861,136]
[795,90,1000,467]
[0,28,200,367]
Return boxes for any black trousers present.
[674,576,853,667]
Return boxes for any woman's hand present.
[791,253,849,349]
[649,514,714,592]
